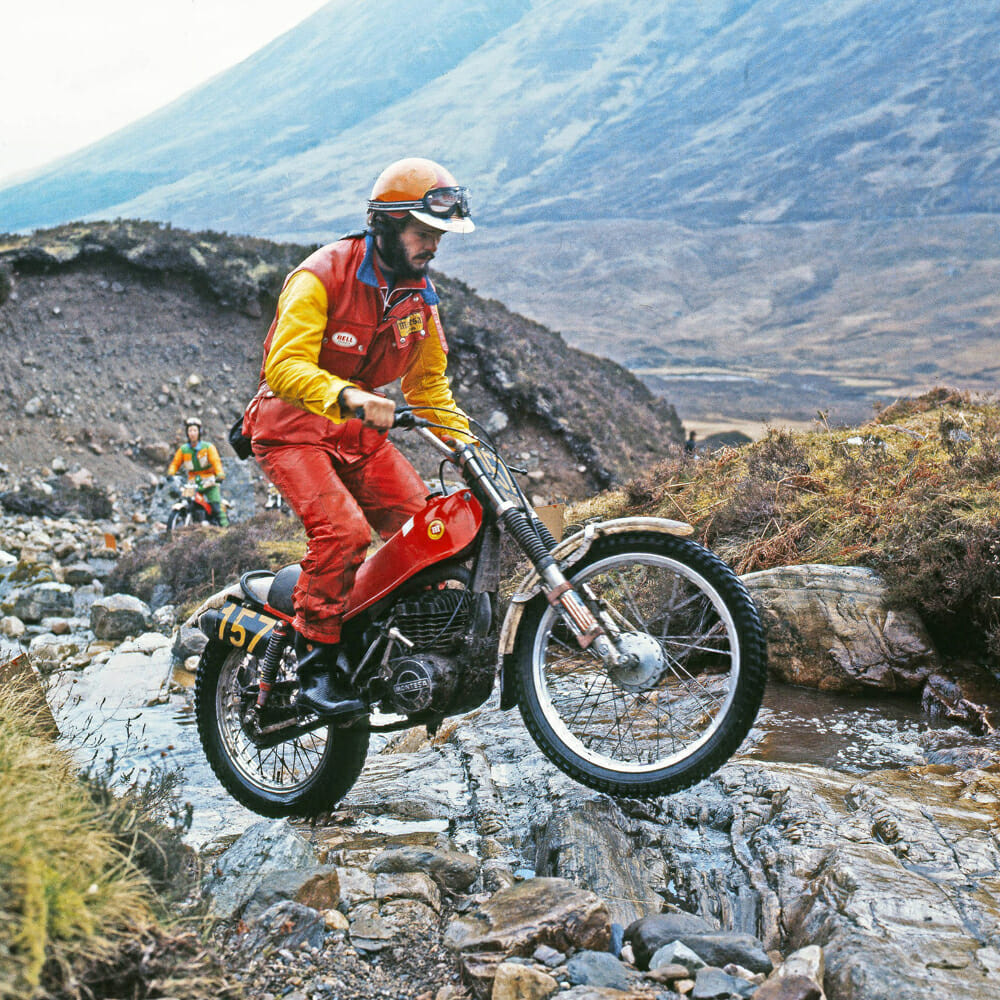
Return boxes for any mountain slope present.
[1,0,997,431]
[2,0,997,236]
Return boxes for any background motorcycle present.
[192,408,767,816]
[166,476,226,534]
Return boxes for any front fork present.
[508,506,627,668]
[538,563,624,665]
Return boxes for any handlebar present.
[353,406,433,431]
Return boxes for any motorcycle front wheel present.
[166,505,206,535]
[195,639,369,817]
[513,530,766,798]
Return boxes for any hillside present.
[0,221,683,494]
[0,1,996,430]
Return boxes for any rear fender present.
[197,600,281,655]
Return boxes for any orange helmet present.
[368,157,474,234]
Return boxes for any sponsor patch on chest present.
[395,313,425,342]
[330,331,359,348]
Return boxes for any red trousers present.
[255,428,426,643]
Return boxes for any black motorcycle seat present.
[268,564,301,616]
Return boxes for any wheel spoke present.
[216,649,330,794]
[531,547,745,775]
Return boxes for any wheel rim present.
[216,648,331,795]
[530,551,741,774]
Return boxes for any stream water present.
[36,639,981,852]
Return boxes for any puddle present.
[745,680,997,773]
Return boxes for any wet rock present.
[241,866,341,923]
[924,745,999,770]
[6,581,74,622]
[754,974,823,999]
[650,941,707,973]
[743,563,938,692]
[446,877,610,996]
[203,818,321,919]
[644,961,690,985]
[922,666,999,733]
[375,871,441,912]
[626,912,717,970]
[90,593,152,639]
[371,844,480,893]
[172,624,208,662]
[491,962,559,1000]
[533,943,565,967]
[753,945,825,1000]
[692,966,756,998]
[27,633,83,670]
[236,900,326,955]
[566,949,631,989]
[445,877,610,956]
[533,797,664,925]
[656,761,1000,999]
[675,933,772,975]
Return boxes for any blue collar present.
[356,233,439,305]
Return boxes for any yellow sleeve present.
[167,448,184,476]
[401,310,473,442]
[207,443,224,479]
[264,271,354,422]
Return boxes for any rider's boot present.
[294,635,365,719]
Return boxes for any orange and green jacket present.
[167,440,225,481]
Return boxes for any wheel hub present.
[607,632,666,692]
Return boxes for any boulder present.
[492,963,559,1000]
[7,581,74,622]
[234,900,326,955]
[566,950,631,990]
[371,844,480,893]
[445,877,610,957]
[625,912,717,970]
[90,593,152,640]
[202,818,321,919]
[445,877,609,996]
[743,563,938,691]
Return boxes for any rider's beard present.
[377,224,430,282]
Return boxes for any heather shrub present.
[106,512,305,614]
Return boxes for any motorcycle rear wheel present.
[513,530,766,798]
[195,639,369,817]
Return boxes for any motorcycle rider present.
[242,157,473,716]
[166,416,230,526]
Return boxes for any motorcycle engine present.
[384,653,458,714]
[376,585,491,716]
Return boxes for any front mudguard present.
[496,516,693,710]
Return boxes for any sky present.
[0,0,330,185]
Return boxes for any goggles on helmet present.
[368,186,471,220]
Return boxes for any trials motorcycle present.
[166,476,225,534]
[192,409,767,816]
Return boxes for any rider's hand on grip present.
[340,386,395,432]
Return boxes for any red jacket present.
[246,233,466,450]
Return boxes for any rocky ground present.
[0,221,685,501]
[5,484,1000,999]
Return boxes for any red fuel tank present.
[344,490,483,618]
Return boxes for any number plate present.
[216,602,277,654]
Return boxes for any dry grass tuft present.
[575,389,1000,659]
[105,512,306,616]
[0,669,239,1000]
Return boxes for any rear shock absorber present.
[256,621,290,708]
